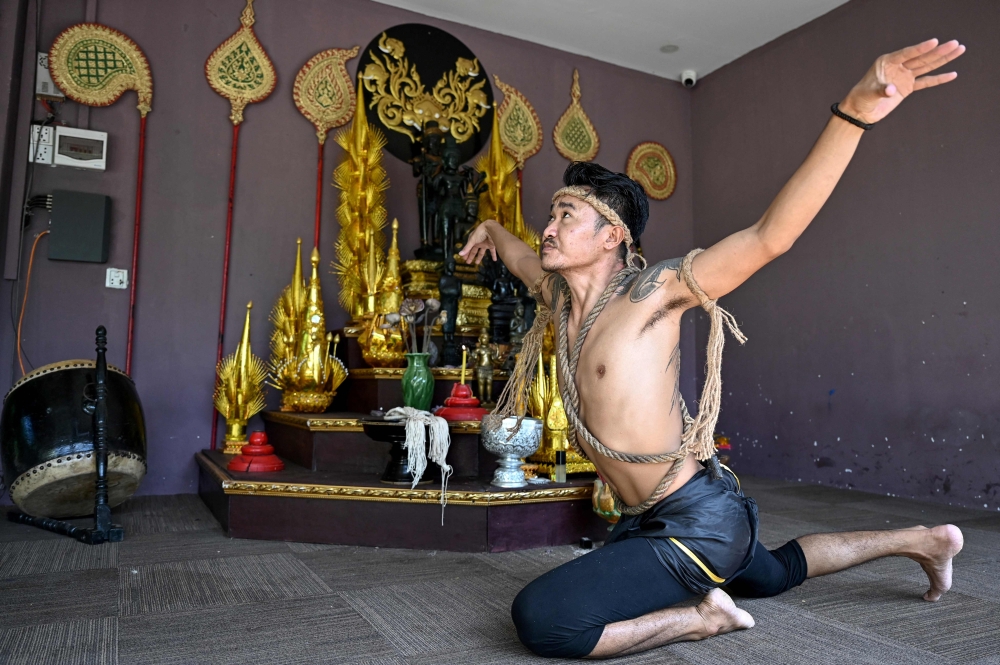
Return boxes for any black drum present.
[1,360,146,518]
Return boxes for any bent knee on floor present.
[511,584,602,658]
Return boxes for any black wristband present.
[831,102,874,130]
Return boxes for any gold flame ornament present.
[269,242,348,412]
[553,69,599,162]
[476,102,540,251]
[293,46,359,145]
[215,302,268,454]
[626,141,677,201]
[527,349,547,419]
[205,0,277,125]
[332,80,390,323]
[361,32,489,144]
[380,219,404,315]
[493,75,542,169]
[543,355,569,453]
[49,23,152,116]
[357,219,406,368]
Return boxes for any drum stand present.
[6,326,124,544]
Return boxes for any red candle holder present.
[435,382,490,421]
[227,431,285,472]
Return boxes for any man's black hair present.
[562,162,649,245]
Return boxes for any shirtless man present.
[459,39,966,659]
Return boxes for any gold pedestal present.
[401,259,492,334]
[222,420,248,455]
[280,390,334,413]
[528,448,596,478]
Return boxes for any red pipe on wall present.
[210,122,242,450]
[125,115,147,376]
[314,141,324,248]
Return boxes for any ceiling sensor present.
[659,44,679,54]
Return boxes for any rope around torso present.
[554,249,745,516]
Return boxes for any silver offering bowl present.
[481,417,543,488]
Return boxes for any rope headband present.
[551,186,647,270]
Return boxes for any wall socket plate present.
[106,268,128,289]
[29,125,54,165]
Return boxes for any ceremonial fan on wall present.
[205,0,276,449]
[553,69,599,162]
[48,24,152,375]
[293,46,359,248]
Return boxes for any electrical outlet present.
[29,125,54,165]
[106,268,128,289]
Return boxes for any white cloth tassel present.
[385,407,453,525]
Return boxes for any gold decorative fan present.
[293,46,359,145]
[204,0,277,125]
[626,141,677,201]
[553,69,599,162]
[49,23,152,116]
[493,75,542,169]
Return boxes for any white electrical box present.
[106,268,128,289]
[54,126,107,170]
[35,52,64,100]
[29,124,54,165]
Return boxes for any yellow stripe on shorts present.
[668,537,726,584]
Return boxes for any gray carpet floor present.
[1,477,999,664]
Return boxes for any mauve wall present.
[0,0,694,494]
[691,0,999,509]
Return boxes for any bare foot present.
[695,588,755,638]
[905,524,964,601]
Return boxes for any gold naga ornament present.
[268,241,348,412]
[357,219,407,368]
[332,80,390,326]
[493,75,543,169]
[553,69,599,162]
[48,23,152,375]
[293,45,360,248]
[360,32,489,144]
[205,0,277,126]
[626,141,677,201]
[215,302,268,454]
[476,102,540,251]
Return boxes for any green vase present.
[402,353,434,411]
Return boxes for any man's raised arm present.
[459,219,543,287]
[688,38,965,302]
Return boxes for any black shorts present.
[511,467,808,658]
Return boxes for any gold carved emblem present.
[553,69,599,162]
[626,141,677,201]
[293,46,359,145]
[48,23,152,116]
[360,32,489,144]
[493,75,542,168]
[204,0,277,125]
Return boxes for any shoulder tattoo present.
[629,257,683,303]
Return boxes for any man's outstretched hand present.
[459,220,498,266]
[840,38,965,125]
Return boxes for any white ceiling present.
[371,0,851,82]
